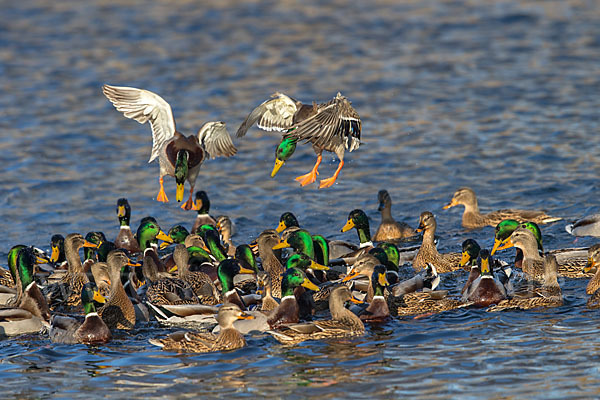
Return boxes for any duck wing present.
[285,93,361,152]
[102,84,176,163]
[236,92,300,137]
[197,121,237,159]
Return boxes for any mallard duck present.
[49,282,111,344]
[198,225,228,263]
[191,191,217,232]
[493,227,544,281]
[373,190,415,241]
[395,290,465,317]
[236,92,361,188]
[339,209,374,259]
[98,250,137,330]
[3,245,49,304]
[267,267,319,327]
[256,230,284,299]
[583,244,600,308]
[143,250,199,306]
[462,249,506,307]
[102,84,237,209]
[257,272,279,311]
[459,239,481,296]
[443,187,561,229]
[0,247,51,336]
[566,213,600,237]
[269,286,364,345]
[273,229,317,259]
[342,254,385,302]
[413,212,462,273]
[488,254,562,312]
[136,219,173,272]
[150,304,253,353]
[360,265,390,322]
[216,215,236,257]
[217,259,258,308]
[49,234,67,269]
[171,244,220,305]
[276,212,300,233]
[82,231,105,277]
[113,198,141,253]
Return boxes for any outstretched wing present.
[198,121,237,159]
[285,93,361,152]
[236,92,299,137]
[102,84,176,163]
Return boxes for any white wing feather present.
[197,121,237,159]
[102,84,176,163]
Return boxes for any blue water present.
[1,0,600,398]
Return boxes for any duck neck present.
[380,201,393,220]
[356,226,372,247]
[65,243,84,274]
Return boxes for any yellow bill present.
[341,219,355,232]
[272,239,290,250]
[271,159,284,178]
[459,251,470,267]
[176,183,185,202]
[118,205,126,218]
[276,220,286,233]
[492,237,513,254]
[309,260,329,271]
[93,290,106,304]
[156,230,174,244]
[378,273,390,287]
[301,277,320,291]
[50,246,60,263]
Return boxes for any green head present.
[521,222,544,253]
[136,219,170,250]
[16,247,36,291]
[175,150,189,202]
[195,191,211,214]
[271,138,297,177]
[377,242,400,268]
[371,264,389,297]
[276,212,299,233]
[285,253,329,272]
[168,225,190,244]
[341,209,372,244]
[217,259,255,294]
[369,247,397,272]
[273,230,315,259]
[200,226,227,262]
[478,249,493,276]
[7,245,26,283]
[84,232,106,260]
[492,219,520,255]
[116,198,131,226]
[281,266,319,297]
[187,246,213,265]
[312,235,329,266]
[81,281,106,315]
[50,234,65,264]
[97,241,116,263]
[460,239,481,267]
[235,244,258,273]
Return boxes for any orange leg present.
[156,177,169,202]
[319,159,344,189]
[181,186,196,210]
[295,155,322,186]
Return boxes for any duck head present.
[271,138,297,177]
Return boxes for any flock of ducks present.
[3,85,600,353]
[2,185,600,353]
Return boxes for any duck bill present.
[342,270,362,282]
[276,220,286,233]
[442,199,457,210]
[176,183,185,202]
[168,265,178,273]
[93,290,106,304]
[480,257,490,274]
[584,258,596,273]
[415,226,424,233]
[378,273,390,287]
[341,219,355,233]
[50,246,60,263]
[310,260,329,271]
[377,201,385,212]
[272,239,290,250]
[301,277,320,291]
[117,205,126,218]
[239,266,256,274]
[159,241,172,250]
[271,159,284,178]
[237,312,255,320]
[492,237,513,254]
[127,260,142,267]
[156,230,174,244]
[35,254,50,264]
[82,240,99,249]
[459,251,470,267]
[350,296,364,304]
[491,238,503,255]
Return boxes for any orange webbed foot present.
[157,189,169,203]
[295,170,318,186]
[181,194,195,210]
[318,176,338,189]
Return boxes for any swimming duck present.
[360,265,390,322]
[98,250,137,330]
[276,212,300,233]
[413,212,462,273]
[566,213,600,237]
[256,230,285,298]
[102,84,237,209]
[236,92,361,188]
[373,190,415,241]
[143,251,199,306]
[463,249,506,307]
[149,304,253,353]
[49,282,111,344]
[493,227,544,281]
[267,267,319,327]
[171,244,220,305]
[443,187,561,229]
[137,219,173,272]
[269,286,364,345]
[216,215,236,257]
[583,244,600,308]
[0,247,51,336]
[217,259,257,310]
[114,198,141,254]
[339,209,374,258]
[82,231,105,278]
[191,191,217,233]
[460,239,482,296]
[488,254,562,312]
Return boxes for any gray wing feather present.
[236,93,298,137]
[198,122,237,159]
[102,84,176,163]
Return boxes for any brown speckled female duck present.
[373,190,415,242]
[412,212,462,273]
[98,250,136,330]
[583,244,600,308]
